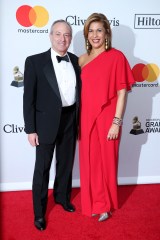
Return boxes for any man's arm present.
[23,57,38,146]
[23,57,37,133]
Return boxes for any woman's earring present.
[105,38,108,50]
[86,40,89,50]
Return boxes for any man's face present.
[50,22,72,55]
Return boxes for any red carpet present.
[1,184,160,240]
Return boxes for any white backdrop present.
[0,0,160,191]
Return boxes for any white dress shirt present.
[51,48,76,107]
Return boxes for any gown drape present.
[79,48,135,216]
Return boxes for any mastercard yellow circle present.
[142,64,159,82]
[32,6,49,27]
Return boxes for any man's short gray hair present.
[50,20,72,36]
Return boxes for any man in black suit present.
[23,20,81,231]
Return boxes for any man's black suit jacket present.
[23,49,81,144]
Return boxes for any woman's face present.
[88,21,107,51]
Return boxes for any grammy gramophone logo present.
[11,66,24,87]
[130,116,144,135]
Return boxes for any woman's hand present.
[107,124,120,140]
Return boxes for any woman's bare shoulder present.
[78,53,88,67]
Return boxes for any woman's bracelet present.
[113,117,123,126]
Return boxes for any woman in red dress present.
[79,13,135,221]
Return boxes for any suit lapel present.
[43,50,61,100]
[68,52,80,105]
[43,50,80,104]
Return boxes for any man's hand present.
[28,133,39,147]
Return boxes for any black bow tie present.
[56,55,69,63]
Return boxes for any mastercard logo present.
[132,63,160,82]
[16,5,49,28]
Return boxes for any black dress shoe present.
[34,217,46,231]
[55,201,75,212]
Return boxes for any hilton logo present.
[134,14,160,29]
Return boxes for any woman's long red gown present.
[79,48,135,216]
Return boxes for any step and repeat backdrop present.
[0,0,160,191]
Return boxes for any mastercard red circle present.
[132,63,146,82]
[16,5,33,27]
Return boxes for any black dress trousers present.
[32,104,76,218]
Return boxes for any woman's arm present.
[107,88,127,140]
